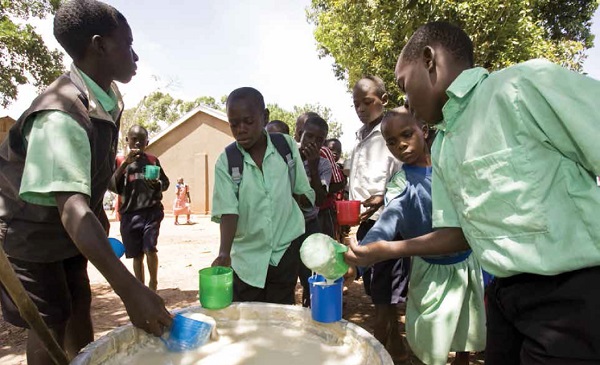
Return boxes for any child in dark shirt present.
[111,125,170,291]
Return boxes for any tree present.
[308,0,598,107]
[1,0,64,107]
[267,102,343,139]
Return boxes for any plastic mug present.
[308,275,343,323]
[300,233,349,281]
[144,165,160,180]
[335,200,361,226]
[108,237,125,258]
[162,313,215,352]
[199,266,233,309]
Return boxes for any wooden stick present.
[0,248,69,365]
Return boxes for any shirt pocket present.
[460,146,548,239]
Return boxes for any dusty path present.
[0,214,483,364]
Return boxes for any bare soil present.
[0,214,483,364]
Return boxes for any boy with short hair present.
[347,21,600,365]
[211,87,315,304]
[110,125,170,292]
[295,115,333,307]
[0,1,171,363]
[296,112,346,238]
[265,119,290,135]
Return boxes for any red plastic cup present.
[335,200,361,226]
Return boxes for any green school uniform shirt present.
[211,132,315,288]
[20,66,121,206]
[432,59,600,278]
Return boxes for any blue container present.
[161,313,214,352]
[108,238,125,258]
[308,275,343,323]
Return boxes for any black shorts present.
[233,238,302,305]
[0,255,91,328]
[120,207,164,258]
[363,257,410,305]
[486,266,600,365]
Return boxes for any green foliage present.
[267,102,343,139]
[308,0,598,107]
[0,0,64,107]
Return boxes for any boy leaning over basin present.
[347,21,600,365]
[211,87,315,304]
[0,1,171,363]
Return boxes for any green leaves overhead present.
[1,0,64,107]
[308,0,598,107]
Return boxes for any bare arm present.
[344,227,470,267]
[109,149,140,193]
[212,214,238,267]
[56,192,172,335]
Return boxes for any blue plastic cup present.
[162,313,215,352]
[108,237,125,258]
[308,274,343,323]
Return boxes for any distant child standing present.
[111,125,170,292]
[211,87,315,304]
[295,115,332,307]
[0,2,171,363]
[356,108,485,365]
[173,177,192,225]
[325,137,347,240]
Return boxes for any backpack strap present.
[225,134,296,198]
[225,142,244,197]
[269,133,295,193]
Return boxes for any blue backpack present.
[225,133,296,197]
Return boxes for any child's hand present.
[302,142,320,163]
[344,236,382,267]
[124,149,141,165]
[212,254,231,267]
[360,195,384,221]
[122,283,172,336]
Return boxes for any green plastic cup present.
[199,266,233,309]
[144,165,160,180]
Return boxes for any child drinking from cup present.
[351,108,485,365]
[111,125,170,291]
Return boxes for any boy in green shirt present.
[211,87,315,304]
[0,1,171,363]
[347,21,600,364]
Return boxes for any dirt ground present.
[0,214,484,365]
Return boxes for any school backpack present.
[225,133,295,197]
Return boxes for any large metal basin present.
[71,302,393,364]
